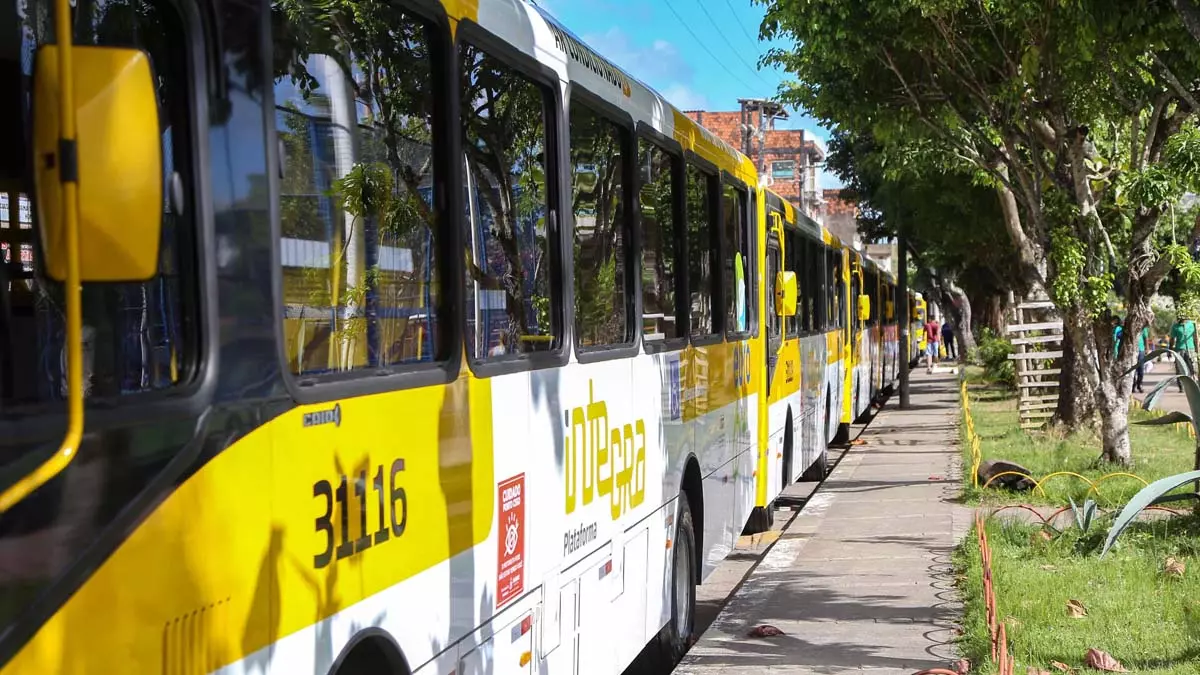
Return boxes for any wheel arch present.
[329,627,411,675]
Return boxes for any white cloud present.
[659,84,708,111]
[582,27,694,89]
[581,27,707,110]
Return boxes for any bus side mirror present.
[857,294,870,321]
[34,46,163,282]
[775,271,797,317]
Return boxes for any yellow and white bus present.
[0,0,911,673]
[754,203,911,517]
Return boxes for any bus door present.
[849,256,862,363]
[765,212,784,390]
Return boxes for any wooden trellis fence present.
[1006,299,1063,430]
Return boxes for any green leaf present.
[1069,495,1083,530]
[1134,410,1193,426]
[1143,374,1183,411]
[1082,499,1098,533]
[1100,470,1200,557]
[1178,373,1200,438]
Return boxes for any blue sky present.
[535,0,842,188]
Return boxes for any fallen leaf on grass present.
[1031,529,1053,545]
[1066,599,1088,618]
[745,624,785,638]
[1084,648,1127,672]
[1050,662,1074,673]
[1164,556,1186,578]
[955,658,970,675]
[1040,564,1058,571]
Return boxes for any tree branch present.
[1151,53,1199,111]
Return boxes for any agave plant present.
[1100,470,1200,557]
[1129,347,1200,476]
[1068,496,1099,533]
[1096,348,1200,556]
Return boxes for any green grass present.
[957,515,1200,674]
[960,367,1197,507]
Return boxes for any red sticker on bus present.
[496,473,526,607]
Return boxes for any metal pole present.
[757,105,767,174]
[898,224,910,408]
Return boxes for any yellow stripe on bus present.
[3,375,496,675]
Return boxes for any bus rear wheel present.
[654,496,697,667]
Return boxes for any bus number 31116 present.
[313,458,407,569]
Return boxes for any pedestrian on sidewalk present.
[941,320,956,361]
[1169,314,1197,392]
[1134,324,1149,393]
[924,316,941,373]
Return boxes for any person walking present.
[1134,324,1149,394]
[1169,315,1197,392]
[941,320,957,360]
[924,316,941,373]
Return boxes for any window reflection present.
[460,44,555,359]
[273,10,443,374]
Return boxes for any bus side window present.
[720,182,751,337]
[0,0,197,408]
[638,140,683,343]
[275,8,447,375]
[570,98,633,350]
[461,44,558,359]
[685,163,717,338]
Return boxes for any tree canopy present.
[758,0,1200,464]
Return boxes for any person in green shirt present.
[1169,315,1197,392]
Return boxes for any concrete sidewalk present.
[675,370,970,675]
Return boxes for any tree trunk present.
[1096,376,1133,465]
[1055,305,1099,430]
[943,277,977,356]
[1095,308,1139,466]
[983,295,1005,335]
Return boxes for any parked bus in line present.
[0,0,912,673]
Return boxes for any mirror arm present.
[0,0,84,514]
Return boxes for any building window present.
[771,160,795,180]
[685,163,718,337]
[639,139,683,343]
[461,45,557,359]
[570,99,632,349]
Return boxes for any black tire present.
[801,447,827,482]
[654,496,698,667]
